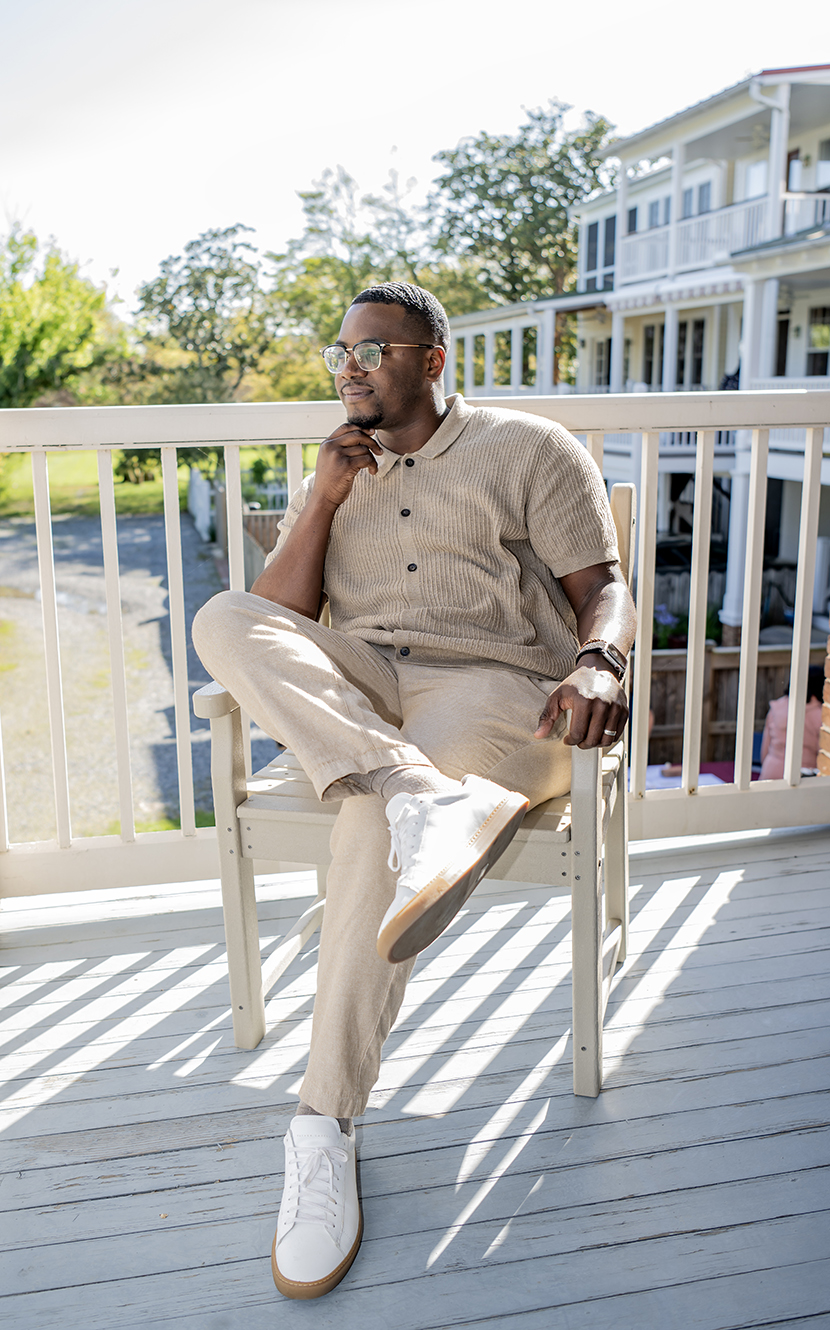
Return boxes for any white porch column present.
[766,84,791,242]
[615,160,630,283]
[667,141,686,276]
[720,438,752,642]
[538,309,555,394]
[444,335,457,397]
[463,335,475,398]
[662,305,679,391]
[483,332,495,393]
[511,326,523,390]
[738,277,759,387]
[609,309,625,392]
[757,277,780,380]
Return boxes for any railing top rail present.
[1,390,828,452]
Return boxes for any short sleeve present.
[526,425,619,578]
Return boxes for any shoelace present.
[386,800,426,874]
[287,1144,349,1228]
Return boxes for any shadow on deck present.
[1,825,829,1329]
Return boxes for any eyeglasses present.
[320,340,438,374]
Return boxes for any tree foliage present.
[429,100,615,303]
[0,225,126,409]
[134,224,275,403]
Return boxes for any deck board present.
[1,825,829,1328]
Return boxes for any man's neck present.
[377,395,450,455]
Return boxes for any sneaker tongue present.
[291,1115,343,1146]
[385,791,414,821]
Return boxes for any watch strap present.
[575,639,627,681]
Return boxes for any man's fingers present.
[534,696,565,738]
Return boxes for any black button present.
[401,508,411,517]
[400,646,410,657]
[407,563,417,572]
[405,457,415,467]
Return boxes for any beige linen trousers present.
[193,590,573,1117]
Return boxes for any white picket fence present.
[0,391,828,896]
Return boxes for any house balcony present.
[1,391,828,1323]
[619,196,769,285]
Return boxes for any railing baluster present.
[0,712,9,852]
[286,440,304,501]
[681,430,714,794]
[586,433,604,473]
[97,450,135,842]
[734,430,769,789]
[161,446,196,836]
[783,426,824,786]
[223,444,252,776]
[31,451,72,847]
[631,432,659,800]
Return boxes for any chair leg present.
[569,745,603,1097]
[211,708,266,1050]
[604,748,630,964]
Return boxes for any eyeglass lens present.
[322,342,384,373]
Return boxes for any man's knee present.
[192,589,245,664]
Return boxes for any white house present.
[446,65,830,640]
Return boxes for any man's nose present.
[340,348,367,377]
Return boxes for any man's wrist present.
[574,639,627,682]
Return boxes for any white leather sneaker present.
[377,774,529,963]
[271,1115,362,1300]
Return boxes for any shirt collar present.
[373,394,474,478]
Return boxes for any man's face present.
[334,302,435,431]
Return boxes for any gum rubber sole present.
[272,1211,364,1299]
[377,793,529,964]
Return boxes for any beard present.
[345,402,385,430]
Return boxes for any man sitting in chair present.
[192,282,635,1301]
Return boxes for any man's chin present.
[344,402,384,430]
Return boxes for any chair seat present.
[237,745,624,877]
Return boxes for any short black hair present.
[350,282,450,352]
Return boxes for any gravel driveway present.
[0,513,278,843]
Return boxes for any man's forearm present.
[250,494,338,616]
[574,576,637,661]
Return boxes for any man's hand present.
[313,423,384,510]
[535,665,629,748]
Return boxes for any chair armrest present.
[193,680,240,719]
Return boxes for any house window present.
[746,159,767,199]
[648,200,660,229]
[603,215,616,269]
[594,338,611,386]
[807,307,830,376]
[691,319,705,386]
[644,325,655,385]
[586,222,599,273]
[682,188,694,219]
[817,139,830,191]
[627,206,638,234]
[663,196,671,225]
[697,182,711,214]
[676,320,688,386]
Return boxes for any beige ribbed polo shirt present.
[268,394,619,681]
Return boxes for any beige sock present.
[296,1101,353,1135]
[347,764,463,801]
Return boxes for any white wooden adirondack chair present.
[193,483,635,1097]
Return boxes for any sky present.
[2,0,829,316]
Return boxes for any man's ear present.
[426,346,446,382]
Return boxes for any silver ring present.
[603,729,616,736]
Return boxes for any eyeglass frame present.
[319,339,439,374]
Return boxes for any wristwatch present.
[574,639,627,683]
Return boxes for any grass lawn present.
[0,446,312,519]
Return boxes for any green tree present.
[0,225,127,409]
[429,101,615,303]
[134,224,275,404]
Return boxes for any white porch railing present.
[0,391,828,895]
[619,197,768,282]
[784,192,830,235]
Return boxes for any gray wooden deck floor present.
[2,825,829,1329]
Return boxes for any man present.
[192,282,635,1300]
